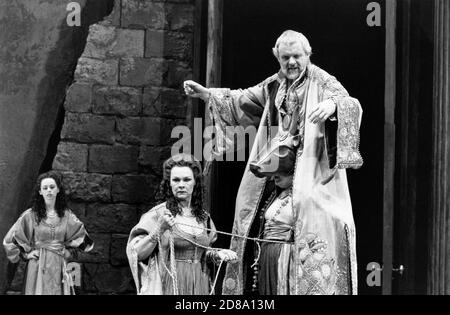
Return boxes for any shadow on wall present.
[0,0,115,294]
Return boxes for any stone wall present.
[0,0,116,293]
[53,0,195,294]
[3,0,195,295]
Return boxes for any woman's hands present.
[26,250,40,260]
[64,249,72,260]
[215,249,238,262]
[158,209,175,232]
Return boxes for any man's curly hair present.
[30,171,67,223]
[155,154,207,222]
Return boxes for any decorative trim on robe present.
[336,97,363,169]
[208,88,235,157]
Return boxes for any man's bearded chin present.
[285,67,301,80]
[285,61,309,80]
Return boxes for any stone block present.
[61,113,115,144]
[111,234,129,266]
[143,87,187,118]
[142,87,160,117]
[117,117,162,145]
[111,174,159,203]
[145,29,164,57]
[165,60,192,88]
[83,24,116,58]
[145,30,192,61]
[93,86,142,116]
[75,57,119,85]
[114,28,145,57]
[64,82,92,113]
[78,233,111,263]
[168,3,194,32]
[83,263,134,293]
[84,24,145,58]
[161,118,186,146]
[62,172,112,202]
[138,203,157,218]
[88,144,139,174]
[138,146,171,174]
[126,1,195,31]
[85,203,138,234]
[66,202,86,219]
[119,57,167,86]
[53,142,88,172]
[122,0,168,29]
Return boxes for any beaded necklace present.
[251,187,293,292]
[265,188,293,223]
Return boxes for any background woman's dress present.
[3,209,92,295]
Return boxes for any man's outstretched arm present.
[184,80,266,128]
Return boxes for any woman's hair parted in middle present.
[155,153,207,222]
[30,170,67,223]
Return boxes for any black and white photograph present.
[0,0,447,299]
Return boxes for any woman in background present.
[3,171,93,295]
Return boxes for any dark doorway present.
[392,0,434,295]
[209,0,386,295]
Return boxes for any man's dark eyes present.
[282,55,302,60]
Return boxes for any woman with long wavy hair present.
[3,171,93,295]
[127,153,237,295]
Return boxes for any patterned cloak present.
[207,64,362,295]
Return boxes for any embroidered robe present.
[207,64,363,295]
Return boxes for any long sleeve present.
[312,65,363,169]
[315,68,350,104]
[3,209,35,263]
[209,84,266,128]
[64,210,94,258]
[207,82,268,157]
[205,218,230,265]
[126,204,165,294]
[127,210,163,262]
[334,95,363,169]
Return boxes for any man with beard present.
[184,30,363,295]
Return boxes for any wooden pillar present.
[204,0,223,212]
[206,0,223,90]
[187,0,204,136]
[383,0,396,295]
[429,0,450,295]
